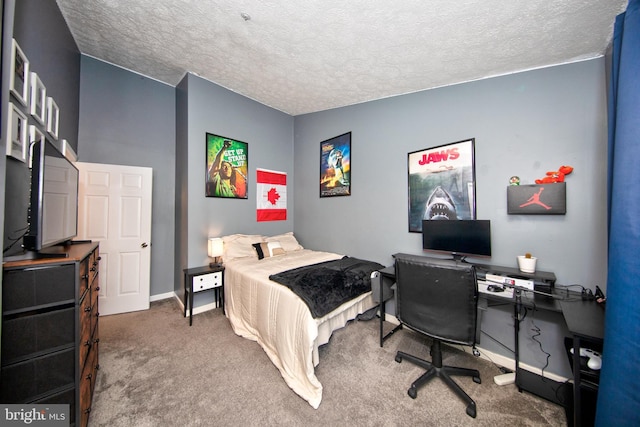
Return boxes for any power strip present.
[494,372,516,386]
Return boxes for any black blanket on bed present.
[268,256,385,318]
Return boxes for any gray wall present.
[293,59,608,290]
[292,60,608,378]
[2,0,81,257]
[175,73,294,305]
[77,56,176,297]
[13,0,80,151]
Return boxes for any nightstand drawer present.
[192,272,222,292]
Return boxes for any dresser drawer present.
[192,272,222,292]
[1,347,75,403]
[2,265,75,312]
[2,307,75,364]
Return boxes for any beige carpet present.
[89,299,567,426]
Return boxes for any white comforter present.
[224,249,375,408]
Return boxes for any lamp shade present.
[208,237,224,258]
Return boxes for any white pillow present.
[222,234,265,261]
[266,232,303,252]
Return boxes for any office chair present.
[393,253,481,418]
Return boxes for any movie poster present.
[205,133,248,199]
[320,132,351,197]
[408,138,476,232]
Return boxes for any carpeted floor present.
[89,299,568,426]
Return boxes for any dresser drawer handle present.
[82,274,89,280]
[84,306,92,312]
[85,373,92,380]
[94,338,100,344]
[90,267,97,272]
[85,340,91,347]
[95,286,100,291]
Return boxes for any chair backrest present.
[394,253,478,346]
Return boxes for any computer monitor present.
[422,219,491,260]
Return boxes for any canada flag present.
[256,168,287,222]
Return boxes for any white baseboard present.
[383,313,569,383]
[150,291,175,302]
[169,291,220,317]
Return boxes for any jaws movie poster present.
[407,138,476,233]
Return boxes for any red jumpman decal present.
[519,187,552,210]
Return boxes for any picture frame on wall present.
[10,39,30,106]
[6,103,29,163]
[407,138,476,233]
[205,133,248,199]
[29,72,46,125]
[46,97,60,139]
[320,132,351,198]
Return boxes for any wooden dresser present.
[1,242,100,427]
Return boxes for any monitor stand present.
[451,253,469,263]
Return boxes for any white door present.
[76,162,153,316]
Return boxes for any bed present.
[222,232,381,408]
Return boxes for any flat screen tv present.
[23,139,79,254]
[422,219,491,260]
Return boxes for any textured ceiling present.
[56,0,627,116]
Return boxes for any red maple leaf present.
[267,187,280,205]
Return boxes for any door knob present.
[141,242,148,248]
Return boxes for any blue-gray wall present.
[2,0,80,257]
[294,59,608,290]
[175,73,295,304]
[291,60,607,378]
[77,56,176,298]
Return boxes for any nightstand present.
[183,265,225,326]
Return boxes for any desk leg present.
[514,290,522,392]
[572,337,582,427]
[377,272,402,347]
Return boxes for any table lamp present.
[208,237,224,267]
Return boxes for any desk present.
[374,262,561,348]
[560,300,605,427]
[373,260,604,423]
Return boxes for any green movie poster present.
[205,133,248,199]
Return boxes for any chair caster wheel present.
[395,355,402,363]
[472,348,480,357]
[408,387,417,399]
[473,376,481,384]
[466,403,477,418]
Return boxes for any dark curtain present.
[598,1,640,425]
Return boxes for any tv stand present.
[3,247,70,262]
[35,249,70,258]
[69,239,93,245]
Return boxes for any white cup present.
[517,256,537,273]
